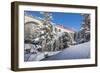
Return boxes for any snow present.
[24,42,90,61]
[42,42,90,60]
[24,51,61,61]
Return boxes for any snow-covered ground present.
[42,42,90,60]
[24,42,90,61]
[24,51,61,61]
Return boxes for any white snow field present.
[42,42,90,60]
[24,42,90,61]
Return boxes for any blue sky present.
[25,11,83,31]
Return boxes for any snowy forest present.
[24,12,90,61]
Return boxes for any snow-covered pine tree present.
[77,14,90,44]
